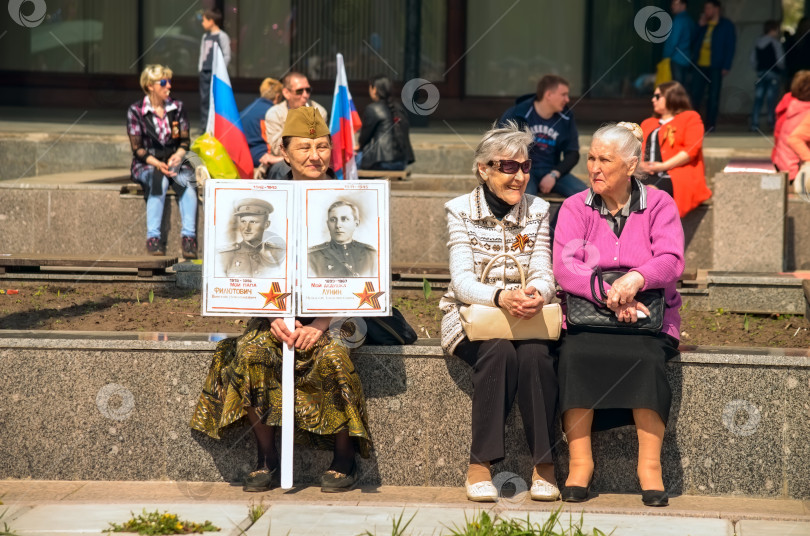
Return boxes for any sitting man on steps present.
[499,74,587,198]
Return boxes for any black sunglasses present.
[293,87,312,96]
[489,159,531,174]
[652,93,663,100]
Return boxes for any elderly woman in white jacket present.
[440,120,558,502]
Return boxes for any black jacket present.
[358,101,415,169]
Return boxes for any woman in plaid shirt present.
[127,64,197,258]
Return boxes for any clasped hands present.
[499,286,544,319]
[270,317,330,351]
[605,271,649,323]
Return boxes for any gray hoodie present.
[750,34,785,72]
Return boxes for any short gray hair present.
[472,120,534,184]
[591,122,644,178]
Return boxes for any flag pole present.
[280,316,295,489]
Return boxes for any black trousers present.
[200,70,212,131]
[454,338,558,466]
[690,66,724,130]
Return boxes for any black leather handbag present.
[565,268,664,335]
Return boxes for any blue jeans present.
[134,166,197,239]
[526,172,587,197]
[752,71,781,129]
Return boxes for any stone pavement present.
[1,481,809,535]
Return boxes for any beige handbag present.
[458,253,561,341]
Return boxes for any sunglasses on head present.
[157,79,171,87]
[489,159,531,174]
[293,87,312,96]
[652,93,662,100]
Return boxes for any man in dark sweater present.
[499,74,586,197]
[689,0,736,132]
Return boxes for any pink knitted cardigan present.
[552,186,684,340]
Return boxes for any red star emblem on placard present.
[259,282,291,310]
[511,234,530,252]
[354,282,385,309]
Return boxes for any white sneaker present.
[530,479,561,501]
[465,479,498,502]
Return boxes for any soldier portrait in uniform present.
[217,198,286,278]
[308,199,378,277]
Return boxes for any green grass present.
[106,509,219,535]
[358,510,416,536]
[444,509,613,536]
[247,498,267,523]
[0,504,19,536]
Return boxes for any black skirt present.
[557,330,680,431]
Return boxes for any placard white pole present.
[280,316,295,489]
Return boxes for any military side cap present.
[234,198,273,216]
[281,106,330,139]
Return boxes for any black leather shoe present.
[641,489,669,507]
[243,467,276,492]
[321,462,358,492]
[561,476,592,503]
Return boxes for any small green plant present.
[444,508,613,536]
[136,290,140,304]
[422,278,432,301]
[148,290,155,304]
[107,509,219,535]
[743,313,749,332]
[359,509,416,536]
[0,506,19,536]
[247,498,267,523]
[33,286,45,297]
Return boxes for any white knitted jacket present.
[440,186,555,355]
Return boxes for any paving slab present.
[737,519,810,535]
[247,505,473,536]
[502,511,734,536]
[10,503,248,535]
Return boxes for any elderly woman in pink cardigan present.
[552,122,684,508]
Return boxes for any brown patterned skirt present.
[190,318,372,457]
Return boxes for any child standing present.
[750,20,785,131]
[199,8,231,131]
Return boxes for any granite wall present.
[0,184,719,272]
[0,337,807,499]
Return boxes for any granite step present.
[0,333,808,499]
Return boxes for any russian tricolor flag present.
[329,53,362,180]
[206,43,253,179]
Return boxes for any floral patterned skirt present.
[190,318,372,457]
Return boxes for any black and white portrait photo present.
[307,194,379,278]
[216,197,287,278]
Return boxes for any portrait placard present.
[202,179,295,316]
[298,180,390,316]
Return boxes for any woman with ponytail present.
[357,75,415,171]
